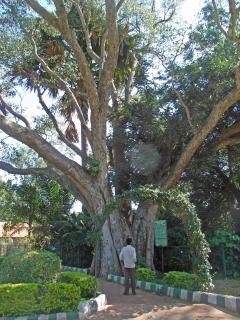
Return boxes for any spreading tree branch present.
[162,85,240,191]
[36,87,88,159]
[228,0,239,42]
[212,0,228,38]
[31,37,92,145]
[0,115,90,187]
[98,0,119,110]
[214,137,240,149]
[26,0,100,116]
[52,0,70,35]
[172,87,196,134]
[0,96,31,128]
[100,29,109,67]
[0,160,92,212]
[212,0,240,44]
[125,52,138,104]
[74,1,101,64]
[217,122,240,140]
[116,0,125,11]
[210,122,240,151]
[153,4,175,27]
[45,165,94,213]
[0,161,51,176]
[25,0,59,30]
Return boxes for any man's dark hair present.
[126,237,132,245]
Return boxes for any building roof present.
[0,222,29,238]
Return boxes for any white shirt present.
[119,245,136,268]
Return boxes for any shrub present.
[58,272,98,298]
[0,256,5,266]
[0,283,81,317]
[136,255,147,268]
[0,250,61,284]
[161,271,200,290]
[136,268,157,282]
[209,229,240,278]
[40,283,81,313]
[0,283,42,316]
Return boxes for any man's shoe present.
[123,292,129,295]
[132,292,136,295]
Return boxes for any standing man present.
[119,237,136,295]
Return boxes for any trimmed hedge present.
[0,256,5,266]
[39,283,81,313]
[161,271,200,291]
[0,282,82,317]
[0,283,41,316]
[136,268,157,283]
[0,250,61,284]
[58,272,98,299]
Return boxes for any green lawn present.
[212,279,240,296]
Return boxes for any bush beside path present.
[87,280,239,320]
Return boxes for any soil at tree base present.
[87,280,240,320]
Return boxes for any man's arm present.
[119,248,124,262]
[133,248,136,263]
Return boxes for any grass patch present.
[212,279,240,296]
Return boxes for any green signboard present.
[154,220,167,247]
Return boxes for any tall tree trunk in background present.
[132,203,159,269]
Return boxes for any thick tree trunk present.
[132,203,159,269]
[91,210,131,277]
[92,203,159,276]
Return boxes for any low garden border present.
[0,267,106,320]
[107,274,240,314]
[0,294,107,320]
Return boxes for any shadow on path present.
[87,280,240,320]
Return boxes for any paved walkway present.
[87,280,240,320]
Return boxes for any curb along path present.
[87,279,240,320]
[108,274,240,314]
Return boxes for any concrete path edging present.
[61,266,90,274]
[107,274,240,314]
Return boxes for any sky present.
[179,0,205,24]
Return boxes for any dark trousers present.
[124,267,136,294]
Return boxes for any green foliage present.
[136,254,147,268]
[160,188,213,291]
[39,283,81,314]
[0,256,5,266]
[161,271,200,291]
[159,222,191,272]
[0,176,74,249]
[210,229,240,278]
[0,282,81,317]
[85,157,100,177]
[58,272,98,299]
[210,228,240,247]
[0,283,42,317]
[0,250,61,284]
[136,268,157,283]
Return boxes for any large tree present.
[0,0,240,280]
